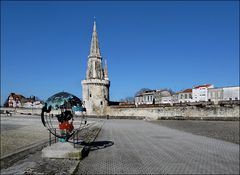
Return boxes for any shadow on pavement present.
[87,141,114,151]
[81,141,114,158]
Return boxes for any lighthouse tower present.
[81,20,110,115]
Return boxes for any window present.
[185,94,187,99]
[103,89,106,98]
[189,94,192,99]
[90,94,92,97]
[100,101,103,105]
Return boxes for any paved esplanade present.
[77,119,239,174]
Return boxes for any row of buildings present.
[4,93,44,108]
[135,84,240,105]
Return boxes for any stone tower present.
[81,20,110,115]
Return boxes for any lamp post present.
[31,102,34,115]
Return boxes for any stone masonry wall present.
[106,105,240,120]
[1,105,239,120]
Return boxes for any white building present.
[192,84,214,102]
[154,90,172,104]
[178,88,193,103]
[160,96,173,104]
[135,90,155,105]
[23,101,44,108]
[208,88,223,104]
[223,86,240,101]
[135,89,174,105]
[172,93,179,103]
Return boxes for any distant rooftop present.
[193,84,212,89]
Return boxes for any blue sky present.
[1,1,239,104]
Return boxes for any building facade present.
[172,93,179,103]
[223,86,240,101]
[8,93,22,108]
[178,88,193,103]
[135,89,173,105]
[5,93,43,108]
[135,90,155,106]
[134,85,239,106]
[154,90,172,104]
[81,21,110,115]
[160,96,173,104]
[192,84,214,102]
[207,88,223,104]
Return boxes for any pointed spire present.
[89,18,101,57]
[104,58,109,80]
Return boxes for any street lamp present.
[31,102,34,115]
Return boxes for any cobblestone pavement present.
[0,115,97,157]
[149,120,239,144]
[1,117,103,175]
[1,151,79,175]
[76,119,239,174]
[1,115,49,157]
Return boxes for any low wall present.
[0,107,61,115]
[106,105,240,120]
[1,105,239,120]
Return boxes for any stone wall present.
[106,105,240,120]
[0,107,60,115]
[1,105,239,120]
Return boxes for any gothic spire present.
[89,19,101,57]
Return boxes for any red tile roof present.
[10,93,25,100]
[176,88,192,94]
[193,84,212,89]
[181,88,192,93]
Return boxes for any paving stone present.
[0,118,103,174]
[76,119,239,174]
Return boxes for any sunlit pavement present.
[0,115,99,157]
[77,119,239,174]
[1,115,48,156]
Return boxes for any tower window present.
[100,101,103,105]
[90,94,92,97]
